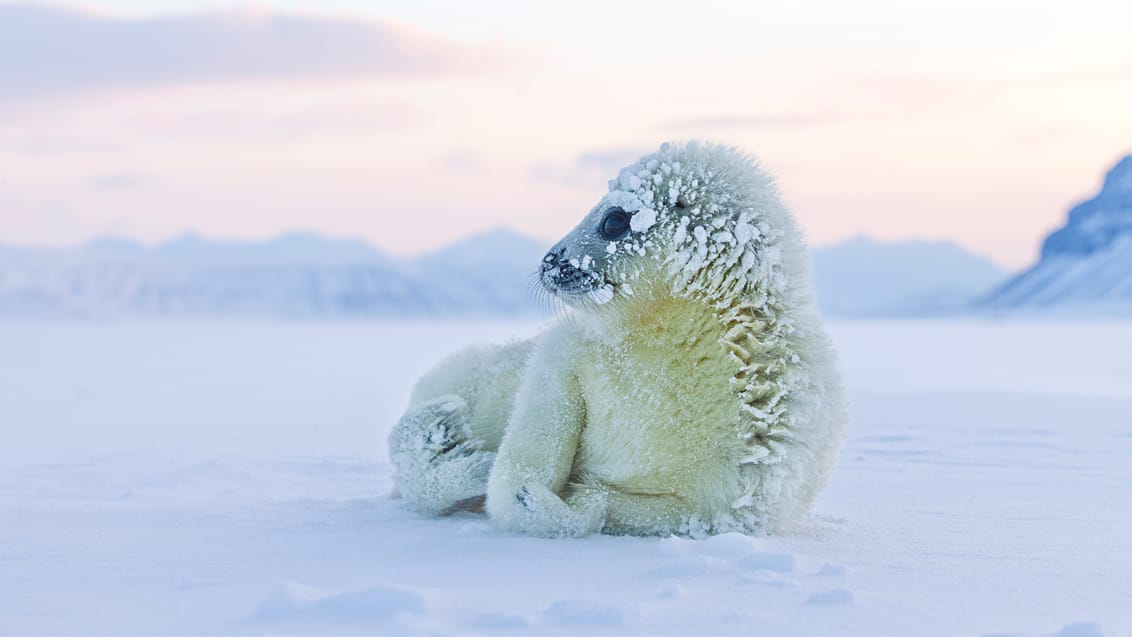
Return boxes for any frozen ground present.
[1,320,1130,636]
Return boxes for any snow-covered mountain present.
[407,229,547,316]
[810,236,1006,317]
[0,229,546,319]
[0,228,1006,319]
[980,154,1132,314]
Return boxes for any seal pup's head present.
[540,141,809,317]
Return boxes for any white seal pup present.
[389,141,845,537]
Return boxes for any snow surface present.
[2,320,1131,636]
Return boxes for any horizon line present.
[1,226,1018,269]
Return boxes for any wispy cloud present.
[0,134,124,155]
[125,98,429,143]
[660,112,845,130]
[440,151,483,174]
[528,146,653,188]
[660,77,1004,133]
[1021,62,1132,88]
[90,172,155,190]
[0,5,505,97]
[853,74,1004,114]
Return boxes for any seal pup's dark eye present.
[598,207,631,240]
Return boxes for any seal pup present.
[389,141,845,537]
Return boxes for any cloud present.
[1022,62,1132,88]
[660,72,1024,132]
[0,5,504,96]
[660,113,846,130]
[126,97,429,143]
[440,151,483,174]
[853,74,1004,114]
[0,134,124,155]
[528,146,653,188]
[90,172,154,190]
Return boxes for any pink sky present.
[1,1,1131,268]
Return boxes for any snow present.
[982,236,1132,313]
[629,207,657,233]
[2,320,1132,636]
[983,153,1132,314]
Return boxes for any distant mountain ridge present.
[981,154,1132,314]
[0,229,545,319]
[0,228,1005,319]
[75,231,390,265]
[811,236,1005,317]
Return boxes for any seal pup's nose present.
[541,247,565,274]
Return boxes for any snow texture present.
[390,141,846,537]
[2,320,1131,636]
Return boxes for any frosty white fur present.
[390,141,845,537]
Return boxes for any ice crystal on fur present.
[389,141,846,537]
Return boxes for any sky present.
[1,1,1131,268]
